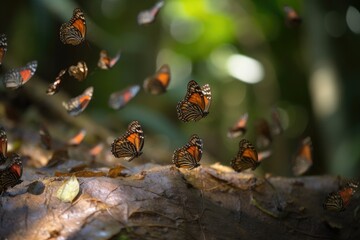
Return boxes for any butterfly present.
[0,153,23,194]
[68,61,88,81]
[323,182,358,211]
[68,129,86,146]
[111,121,144,161]
[143,64,171,95]
[2,60,37,90]
[0,33,7,65]
[271,107,283,135]
[89,143,104,159]
[137,1,164,25]
[227,113,248,138]
[172,134,203,170]
[230,139,259,172]
[177,80,211,122]
[0,127,8,164]
[292,137,312,176]
[39,124,52,150]
[62,86,93,116]
[284,6,302,28]
[46,69,66,95]
[108,85,140,110]
[254,118,272,149]
[97,50,121,70]
[60,8,86,45]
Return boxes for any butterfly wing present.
[137,1,164,25]
[172,134,203,169]
[0,153,23,194]
[68,61,88,81]
[231,139,259,172]
[60,8,86,45]
[0,33,7,65]
[98,50,121,70]
[68,129,87,146]
[46,69,66,95]
[0,127,7,163]
[227,112,248,138]
[2,61,37,90]
[109,85,140,110]
[143,64,171,95]
[111,121,144,161]
[292,137,312,176]
[63,86,93,116]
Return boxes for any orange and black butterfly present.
[0,153,23,194]
[68,61,88,81]
[46,69,66,95]
[111,121,144,161]
[0,127,8,163]
[143,64,171,95]
[68,129,86,146]
[108,85,140,110]
[98,50,121,70]
[292,137,312,176]
[2,61,37,90]
[231,139,259,172]
[137,1,164,25]
[323,181,358,211]
[60,8,86,46]
[227,113,248,139]
[284,6,302,28]
[39,124,52,150]
[63,86,93,116]
[0,33,7,65]
[172,134,203,170]
[177,80,211,122]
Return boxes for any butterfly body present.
[60,8,86,45]
[143,64,171,95]
[111,121,144,161]
[172,134,203,169]
[177,80,211,122]
[231,139,259,172]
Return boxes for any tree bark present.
[0,164,358,240]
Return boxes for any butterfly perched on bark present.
[0,153,23,194]
[177,80,211,122]
[0,33,7,65]
[68,61,88,81]
[62,86,93,116]
[2,61,37,90]
[227,113,248,139]
[172,134,203,170]
[108,85,140,110]
[323,181,358,211]
[143,64,171,95]
[60,8,86,45]
[46,69,66,95]
[292,137,312,176]
[97,50,121,70]
[111,121,144,161]
[231,139,259,172]
[137,1,164,25]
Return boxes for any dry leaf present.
[55,170,106,178]
[56,175,80,202]
[107,165,127,178]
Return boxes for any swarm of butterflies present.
[0,3,358,211]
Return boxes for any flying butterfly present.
[46,69,66,95]
[0,127,8,163]
[68,61,88,81]
[109,85,140,110]
[2,61,37,90]
[227,112,248,139]
[172,134,203,170]
[89,143,104,159]
[111,121,144,161]
[0,153,23,194]
[62,86,93,116]
[292,137,312,176]
[137,1,164,25]
[0,33,7,65]
[60,8,86,45]
[284,6,302,28]
[255,118,272,149]
[231,139,259,172]
[143,64,171,95]
[68,129,86,146]
[98,50,121,70]
[177,80,211,122]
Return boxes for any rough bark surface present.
[0,164,358,240]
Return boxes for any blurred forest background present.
[1,0,360,177]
